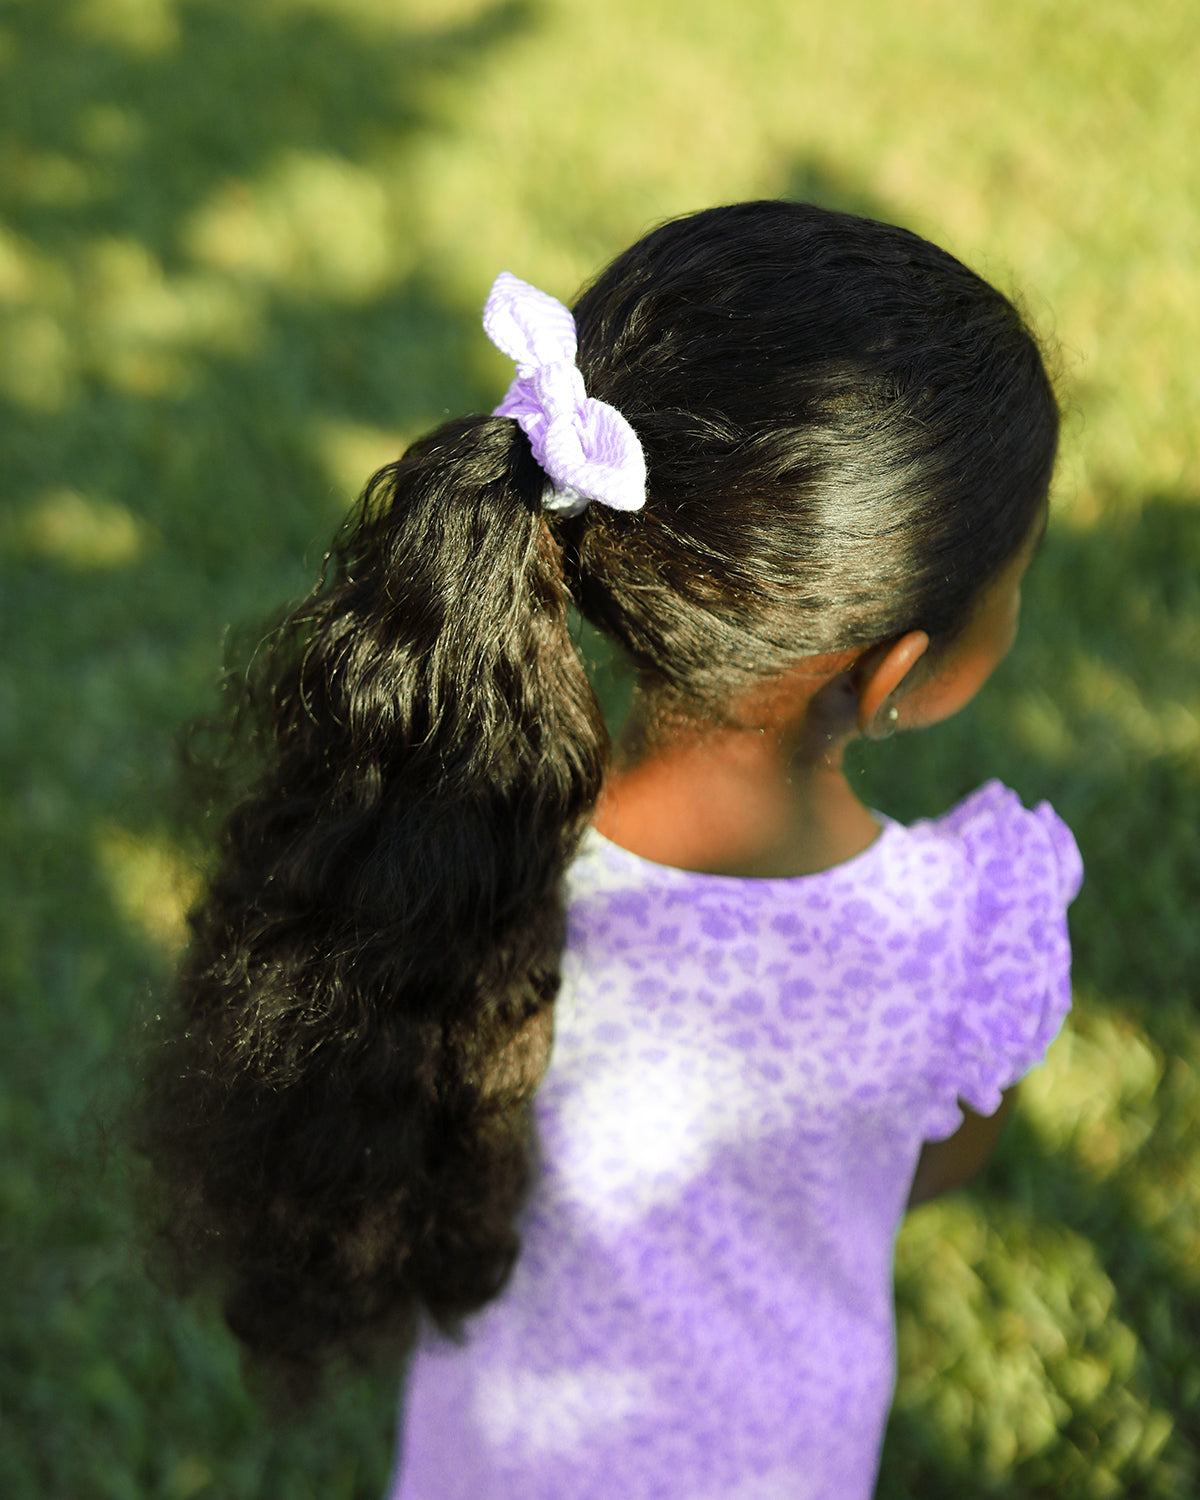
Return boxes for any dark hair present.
[567,201,1057,714]
[139,201,1058,1393]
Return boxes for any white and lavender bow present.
[483,271,646,515]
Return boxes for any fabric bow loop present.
[483,272,646,514]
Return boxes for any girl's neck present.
[593,711,881,879]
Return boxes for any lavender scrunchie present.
[483,271,647,515]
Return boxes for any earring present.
[875,705,900,739]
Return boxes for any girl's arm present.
[906,1087,1016,1208]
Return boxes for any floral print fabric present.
[390,781,1082,1500]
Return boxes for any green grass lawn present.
[2,0,1198,1494]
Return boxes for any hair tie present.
[483,271,646,516]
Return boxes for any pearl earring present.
[873,705,900,739]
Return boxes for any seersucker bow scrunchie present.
[483,271,647,515]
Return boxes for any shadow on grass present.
[780,157,905,224]
[0,0,539,813]
[0,3,539,1498]
[0,0,537,255]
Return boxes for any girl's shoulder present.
[899,779,1083,908]
[560,781,1082,1142]
[571,780,1082,911]
[897,781,1083,1134]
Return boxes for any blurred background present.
[2,0,1197,1495]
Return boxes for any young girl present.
[145,201,1081,1500]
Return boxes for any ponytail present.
[142,415,607,1388]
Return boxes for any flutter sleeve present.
[919,781,1084,1141]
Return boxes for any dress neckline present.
[581,815,898,887]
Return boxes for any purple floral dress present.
[389,782,1082,1499]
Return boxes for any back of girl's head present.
[564,200,1059,716]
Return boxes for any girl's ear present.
[855,630,930,736]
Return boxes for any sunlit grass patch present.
[68,0,181,54]
[184,151,414,304]
[893,1196,1175,1495]
[0,304,75,409]
[4,488,151,570]
[80,236,264,396]
[1021,1004,1161,1178]
[312,416,410,505]
[93,825,201,959]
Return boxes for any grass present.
[1,0,1197,1494]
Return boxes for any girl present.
[144,201,1081,1500]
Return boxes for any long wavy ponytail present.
[142,414,606,1387]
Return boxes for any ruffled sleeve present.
[920,781,1083,1140]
